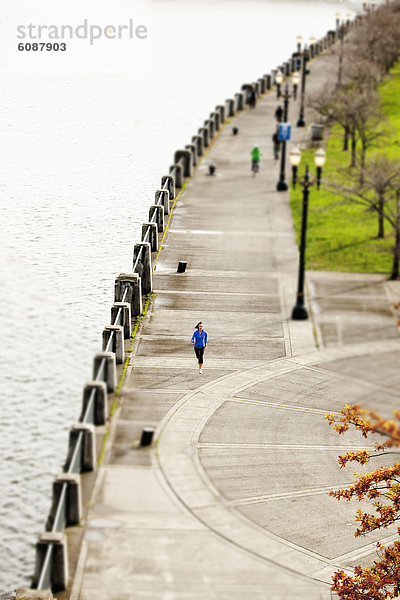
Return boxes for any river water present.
[1,0,361,590]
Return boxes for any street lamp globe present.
[296,34,303,45]
[292,71,301,86]
[289,147,302,189]
[309,35,316,45]
[275,70,284,98]
[289,147,302,167]
[314,148,326,168]
[315,148,326,189]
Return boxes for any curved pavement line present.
[153,339,400,588]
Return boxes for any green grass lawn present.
[290,64,400,274]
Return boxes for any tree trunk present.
[350,132,356,168]
[378,192,385,239]
[359,145,366,185]
[343,126,349,151]
[390,226,400,280]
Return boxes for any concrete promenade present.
[69,48,400,599]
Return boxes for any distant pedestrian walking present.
[272,131,281,160]
[249,87,257,109]
[191,322,207,374]
[275,105,283,122]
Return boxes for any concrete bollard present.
[115,273,142,317]
[271,69,277,84]
[241,84,251,103]
[226,98,235,117]
[284,61,291,76]
[81,380,108,425]
[133,242,152,295]
[35,532,68,592]
[204,119,214,139]
[111,302,131,338]
[258,77,266,94]
[155,189,170,215]
[141,222,158,252]
[149,204,164,233]
[102,325,125,364]
[161,174,175,201]
[185,143,197,167]
[93,351,117,393]
[46,473,82,530]
[216,104,226,124]
[198,126,209,148]
[265,74,271,90]
[65,423,96,472]
[234,92,244,111]
[192,135,203,157]
[210,111,220,131]
[174,149,192,177]
[169,163,183,188]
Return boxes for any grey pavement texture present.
[70,46,400,600]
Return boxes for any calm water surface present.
[1,0,360,589]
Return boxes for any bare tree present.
[351,5,400,76]
[310,85,384,174]
[349,90,386,181]
[328,157,400,280]
[363,155,400,239]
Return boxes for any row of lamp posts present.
[275,36,310,192]
[274,33,327,319]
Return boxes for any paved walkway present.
[69,46,400,600]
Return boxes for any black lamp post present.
[290,147,326,320]
[276,70,283,99]
[292,71,300,100]
[296,47,309,127]
[276,84,291,192]
[309,35,316,59]
[296,34,303,54]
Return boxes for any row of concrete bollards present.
[30,18,358,597]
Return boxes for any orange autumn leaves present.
[325,404,400,599]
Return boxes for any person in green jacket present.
[251,145,262,175]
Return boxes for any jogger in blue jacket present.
[191,322,207,374]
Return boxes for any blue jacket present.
[191,330,207,348]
